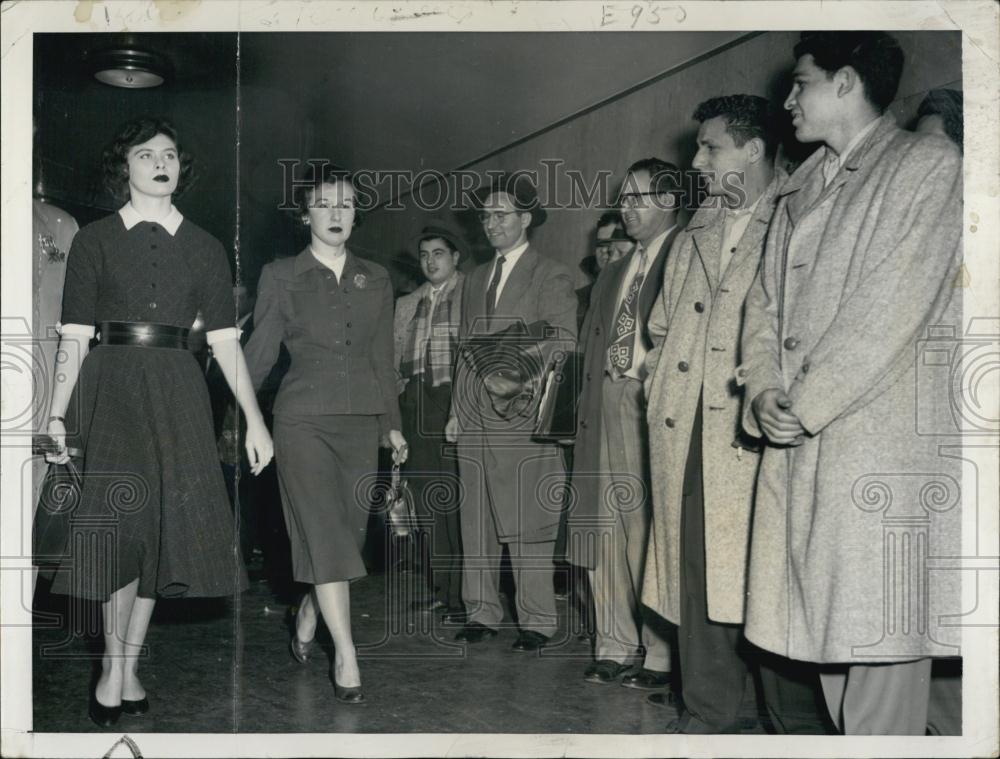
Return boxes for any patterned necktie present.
[608,248,646,373]
[485,254,506,323]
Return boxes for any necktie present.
[608,248,646,373]
[485,254,506,323]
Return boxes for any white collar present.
[495,240,529,263]
[118,203,184,236]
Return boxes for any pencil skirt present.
[272,413,378,584]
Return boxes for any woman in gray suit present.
[245,166,406,703]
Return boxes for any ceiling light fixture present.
[91,48,169,89]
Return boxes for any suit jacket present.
[244,248,401,436]
[566,225,679,567]
[451,244,577,542]
[738,115,963,663]
[640,182,779,625]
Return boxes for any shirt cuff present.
[58,323,96,338]
[206,327,240,345]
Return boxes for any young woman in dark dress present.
[244,166,407,704]
[43,118,273,727]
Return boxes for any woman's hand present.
[387,429,408,465]
[245,418,274,475]
[44,418,70,465]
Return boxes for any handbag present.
[386,463,418,539]
[32,434,85,568]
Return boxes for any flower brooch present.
[39,233,65,263]
[353,273,367,290]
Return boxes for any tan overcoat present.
[641,181,780,625]
[738,115,963,663]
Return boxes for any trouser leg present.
[819,659,933,735]
[460,497,504,629]
[677,402,750,731]
[509,539,558,637]
[755,646,831,734]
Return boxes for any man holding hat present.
[445,173,577,652]
[393,220,467,616]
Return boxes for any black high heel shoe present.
[89,692,122,728]
[330,673,365,704]
[290,634,316,664]
[121,697,149,716]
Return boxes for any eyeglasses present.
[478,210,516,225]
[618,191,664,209]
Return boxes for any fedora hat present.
[474,172,547,228]
[410,219,467,258]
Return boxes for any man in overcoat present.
[738,32,963,735]
[567,158,681,689]
[445,174,577,652]
[643,95,829,734]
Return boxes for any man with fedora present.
[393,220,467,617]
[567,157,681,690]
[445,173,577,652]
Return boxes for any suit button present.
[783,336,799,350]
[580,420,588,429]
[595,327,601,335]
[678,361,689,372]
[345,339,352,346]
[694,302,704,313]
[149,302,157,309]
[346,322,352,328]
[664,417,675,428]
[801,361,810,374]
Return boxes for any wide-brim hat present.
[410,219,467,259]
[474,172,547,228]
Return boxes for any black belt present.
[100,322,191,350]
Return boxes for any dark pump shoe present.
[511,630,549,652]
[290,634,316,664]
[331,674,365,704]
[454,622,498,643]
[88,693,122,728]
[121,697,150,716]
[646,690,679,709]
[583,660,635,684]
[621,668,671,691]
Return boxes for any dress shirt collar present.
[494,241,529,266]
[639,225,676,263]
[118,202,183,236]
[726,192,764,219]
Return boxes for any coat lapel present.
[722,179,782,283]
[638,225,679,319]
[689,209,725,295]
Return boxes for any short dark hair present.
[917,89,963,150]
[292,163,364,229]
[624,157,682,207]
[693,94,778,157]
[596,210,623,229]
[102,117,196,200]
[418,234,458,254]
[793,32,904,112]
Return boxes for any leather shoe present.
[88,693,122,728]
[454,622,498,643]
[646,690,679,709]
[289,634,316,664]
[583,660,635,684]
[511,630,549,652]
[621,668,671,691]
[331,675,365,704]
[121,697,150,716]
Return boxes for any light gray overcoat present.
[738,115,963,663]
[642,181,780,625]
